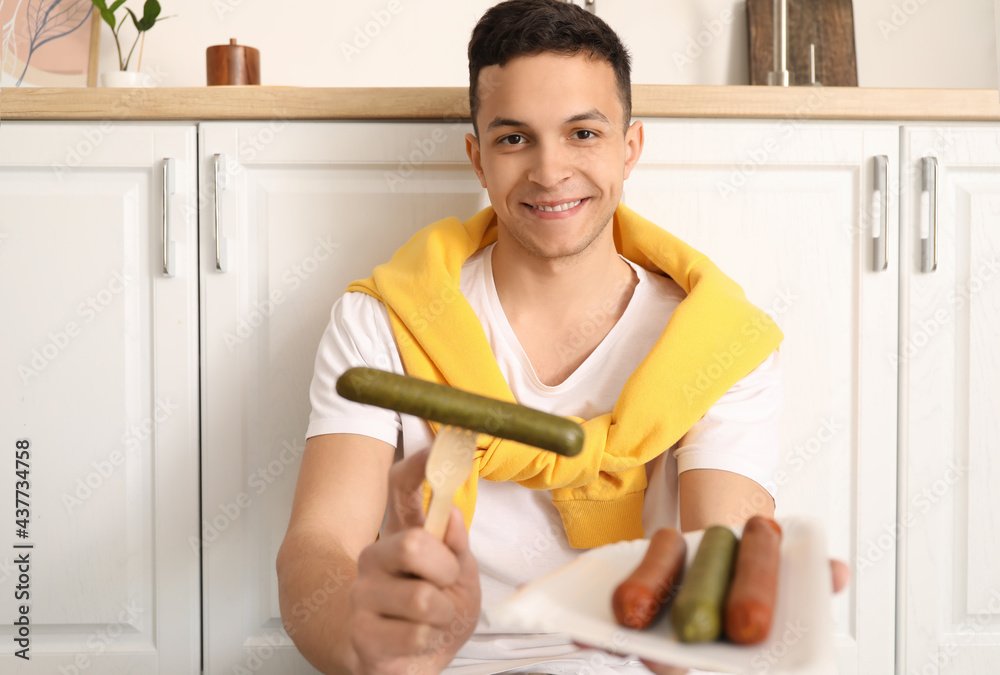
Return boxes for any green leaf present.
[89,0,116,30]
[108,0,127,11]
[125,7,140,30]
[137,0,162,31]
[126,7,155,33]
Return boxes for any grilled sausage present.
[725,516,782,644]
[613,528,688,629]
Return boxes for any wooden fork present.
[424,425,477,539]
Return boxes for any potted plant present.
[90,0,169,86]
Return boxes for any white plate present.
[487,517,836,675]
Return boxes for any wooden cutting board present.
[746,0,858,86]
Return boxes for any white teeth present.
[531,199,582,212]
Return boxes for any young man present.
[277,2,801,673]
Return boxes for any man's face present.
[466,52,643,261]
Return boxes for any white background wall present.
[100,0,997,90]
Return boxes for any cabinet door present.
[629,119,899,675]
[899,125,1000,674]
[0,123,200,673]
[198,121,487,674]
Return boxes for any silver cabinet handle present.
[872,155,888,272]
[162,158,176,277]
[921,157,938,273]
[213,153,230,272]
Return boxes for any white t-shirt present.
[306,244,782,674]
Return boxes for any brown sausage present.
[613,528,687,629]
[724,516,783,644]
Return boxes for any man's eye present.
[573,130,596,140]
[499,134,525,145]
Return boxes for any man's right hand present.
[349,447,482,675]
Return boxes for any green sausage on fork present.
[336,367,585,457]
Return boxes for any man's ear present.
[465,132,488,188]
[622,119,645,180]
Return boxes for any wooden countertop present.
[3,85,999,121]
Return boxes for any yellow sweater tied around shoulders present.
[347,204,782,549]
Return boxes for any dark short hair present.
[468,0,632,135]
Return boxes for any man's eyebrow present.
[485,117,527,132]
[484,109,612,132]
[565,109,611,126]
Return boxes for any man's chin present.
[509,228,608,262]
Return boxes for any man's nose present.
[527,140,572,188]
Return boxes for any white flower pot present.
[101,71,151,88]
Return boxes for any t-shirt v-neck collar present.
[480,243,646,393]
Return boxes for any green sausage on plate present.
[671,525,739,643]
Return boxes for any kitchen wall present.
[102,0,997,90]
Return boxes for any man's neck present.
[490,226,632,316]
[489,225,638,385]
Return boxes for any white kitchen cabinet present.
[0,123,201,673]
[5,113,997,675]
[197,121,488,674]
[628,119,901,675]
[897,126,1000,674]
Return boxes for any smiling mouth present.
[527,199,584,212]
